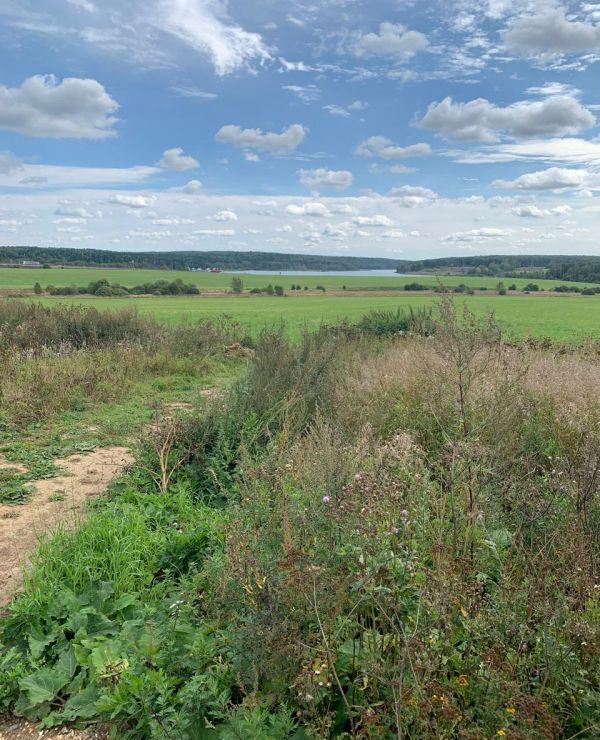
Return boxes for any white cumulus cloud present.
[180,179,203,193]
[503,6,600,56]
[286,202,330,217]
[442,227,511,243]
[298,168,354,190]
[419,95,595,142]
[356,136,432,159]
[159,147,199,171]
[0,75,119,139]
[511,204,573,217]
[494,167,590,191]
[215,123,307,153]
[354,22,428,57]
[211,209,238,221]
[108,193,157,207]
[353,215,394,227]
[389,185,438,207]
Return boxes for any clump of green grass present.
[0,474,31,505]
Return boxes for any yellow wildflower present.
[506,707,516,715]
[497,731,506,737]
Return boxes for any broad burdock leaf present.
[19,667,71,705]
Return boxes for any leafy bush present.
[555,285,581,293]
[356,306,435,336]
[230,277,243,294]
[48,285,79,296]
[403,282,428,291]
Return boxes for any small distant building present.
[21,260,42,267]
[210,267,222,273]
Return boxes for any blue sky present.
[0,0,599,258]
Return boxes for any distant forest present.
[400,255,600,283]
[0,246,398,272]
[3,247,600,283]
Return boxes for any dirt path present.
[0,446,133,607]
[0,402,202,735]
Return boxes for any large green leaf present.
[19,667,71,706]
[56,646,78,679]
[61,683,100,720]
[27,632,58,661]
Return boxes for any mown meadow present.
[0,297,598,738]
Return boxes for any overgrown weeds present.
[0,301,248,427]
[1,298,599,738]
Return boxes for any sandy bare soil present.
[0,717,109,739]
[0,446,133,607]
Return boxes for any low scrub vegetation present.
[45,278,200,297]
[355,306,435,337]
[0,300,248,426]
[1,296,598,737]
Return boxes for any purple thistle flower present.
[391,526,400,535]
[322,495,330,504]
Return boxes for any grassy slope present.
[19,291,600,341]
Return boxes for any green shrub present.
[356,306,435,336]
[230,277,243,294]
[403,282,428,291]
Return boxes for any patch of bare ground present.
[0,717,108,739]
[0,446,133,607]
[0,457,27,474]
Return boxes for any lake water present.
[230,269,403,277]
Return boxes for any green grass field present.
[0,265,591,291]
[19,291,600,341]
[2,265,599,341]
